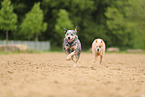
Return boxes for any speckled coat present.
[63,36,81,58]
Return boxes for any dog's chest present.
[68,41,77,50]
[64,39,78,51]
[66,41,76,47]
[96,50,103,56]
[96,52,101,56]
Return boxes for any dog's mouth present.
[67,38,73,42]
[68,39,71,42]
[96,48,100,52]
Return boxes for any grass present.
[0,45,145,55]
[85,48,145,54]
[47,45,63,52]
[0,49,42,55]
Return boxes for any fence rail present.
[0,40,50,51]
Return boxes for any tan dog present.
[92,39,105,64]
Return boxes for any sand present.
[0,52,145,97]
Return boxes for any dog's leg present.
[100,55,103,64]
[66,51,70,55]
[93,55,96,63]
[93,54,98,63]
[64,46,70,55]
[66,52,75,61]
[73,62,76,67]
[72,55,78,67]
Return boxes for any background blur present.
[0,0,145,51]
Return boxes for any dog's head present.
[95,39,103,53]
[64,26,78,42]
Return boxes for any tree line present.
[0,0,144,50]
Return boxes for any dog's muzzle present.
[67,37,73,42]
[97,48,100,52]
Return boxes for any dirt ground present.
[0,52,145,97]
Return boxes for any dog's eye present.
[99,46,101,48]
[71,34,73,36]
[66,33,69,35]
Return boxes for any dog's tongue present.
[68,39,71,42]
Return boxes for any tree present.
[128,0,145,49]
[0,0,17,44]
[105,0,145,49]
[3,0,145,49]
[105,0,135,48]
[55,9,73,46]
[20,2,47,48]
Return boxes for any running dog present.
[92,39,105,64]
[63,26,81,67]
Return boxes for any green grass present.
[0,46,145,55]
[0,49,42,55]
[47,45,63,52]
[85,48,145,54]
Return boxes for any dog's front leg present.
[66,52,75,61]
[64,46,70,55]
[74,62,76,67]
[72,55,78,67]
[65,51,70,55]
[93,54,97,63]
[100,55,103,64]
[94,55,98,63]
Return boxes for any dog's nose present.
[68,37,70,39]
[97,49,99,52]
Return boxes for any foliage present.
[0,0,145,50]
[105,0,145,49]
[105,0,135,48]
[128,0,145,49]
[55,9,73,46]
[20,2,47,40]
[0,0,17,43]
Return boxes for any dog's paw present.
[73,63,76,67]
[93,60,96,63]
[66,55,72,61]
[66,58,71,61]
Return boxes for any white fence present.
[0,40,50,51]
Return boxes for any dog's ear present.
[64,28,67,34]
[101,39,103,43]
[75,26,77,32]
[96,39,97,43]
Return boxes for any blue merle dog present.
[63,26,81,67]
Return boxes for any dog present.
[92,38,105,64]
[63,26,81,67]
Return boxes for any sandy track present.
[0,52,145,97]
